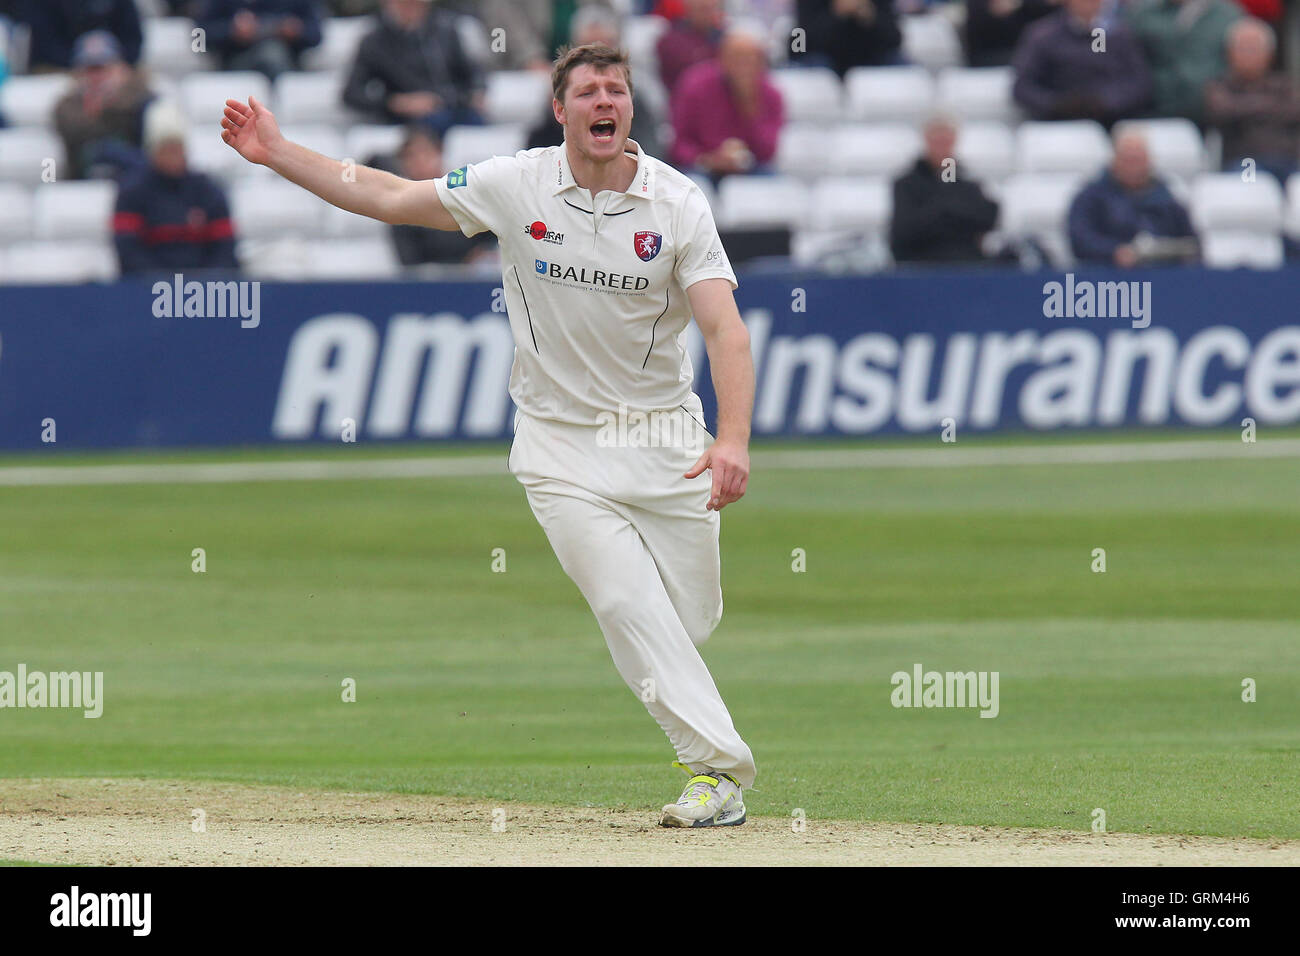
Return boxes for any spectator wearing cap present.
[197,0,324,81]
[1205,18,1300,182]
[891,116,1001,264]
[1127,0,1241,124]
[1012,0,1152,125]
[1067,130,1195,266]
[114,103,239,277]
[527,8,663,158]
[790,0,903,76]
[374,126,496,266]
[343,0,486,134]
[22,0,143,71]
[670,25,784,182]
[656,0,724,95]
[53,31,154,180]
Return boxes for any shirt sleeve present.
[432,154,520,239]
[674,184,738,291]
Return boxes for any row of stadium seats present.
[1,169,1294,280]
[1,64,1025,132]
[0,113,1221,186]
[132,11,968,79]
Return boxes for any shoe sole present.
[659,803,747,828]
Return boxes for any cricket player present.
[221,43,756,828]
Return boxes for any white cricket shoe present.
[659,766,746,828]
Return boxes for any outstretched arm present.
[220,96,460,230]
[684,278,753,512]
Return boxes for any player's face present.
[557,64,633,164]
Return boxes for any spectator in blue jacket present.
[22,0,143,71]
[1012,0,1152,126]
[114,102,239,277]
[1068,130,1194,266]
[197,0,323,80]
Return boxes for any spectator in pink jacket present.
[656,0,725,96]
[669,26,784,181]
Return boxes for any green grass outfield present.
[1,429,1297,839]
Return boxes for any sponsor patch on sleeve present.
[446,166,467,189]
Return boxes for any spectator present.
[1205,18,1300,182]
[53,31,154,181]
[461,0,551,72]
[669,25,783,181]
[375,126,496,265]
[113,102,239,277]
[965,0,1060,68]
[343,0,486,134]
[1127,0,1240,124]
[791,0,903,76]
[527,6,663,158]
[891,116,1000,263]
[22,0,142,71]
[1012,0,1151,125]
[1068,130,1196,266]
[657,0,725,95]
[196,0,324,80]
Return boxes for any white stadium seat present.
[769,68,843,125]
[775,123,833,178]
[275,72,353,125]
[0,184,35,241]
[485,70,552,126]
[998,172,1087,267]
[1199,232,1283,269]
[1285,173,1300,238]
[230,180,323,240]
[322,202,388,239]
[142,17,210,76]
[935,67,1020,124]
[1016,120,1112,175]
[716,175,810,230]
[845,66,935,123]
[1113,118,1206,180]
[442,124,526,170]
[181,71,271,125]
[33,180,116,240]
[827,124,922,177]
[624,14,670,76]
[304,238,400,279]
[300,15,372,72]
[901,12,963,71]
[0,74,73,128]
[1191,172,1284,232]
[277,125,345,160]
[955,122,1016,183]
[810,176,891,232]
[184,129,252,182]
[1,241,117,284]
[0,129,63,184]
[345,125,407,165]
[1191,172,1284,268]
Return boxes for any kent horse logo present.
[634,231,662,262]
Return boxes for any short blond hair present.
[551,43,634,104]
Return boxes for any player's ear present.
[553,97,565,126]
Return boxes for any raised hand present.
[221,95,282,167]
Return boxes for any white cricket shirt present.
[433,140,737,426]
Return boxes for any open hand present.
[685,439,749,511]
[221,95,282,167]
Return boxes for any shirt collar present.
[552,139,656,200]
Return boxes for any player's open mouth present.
[590,119,617,143]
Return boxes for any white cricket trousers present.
[508,404,757,789]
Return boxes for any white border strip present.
[0,438,1297,487]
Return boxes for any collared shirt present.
[434,140,737,426]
